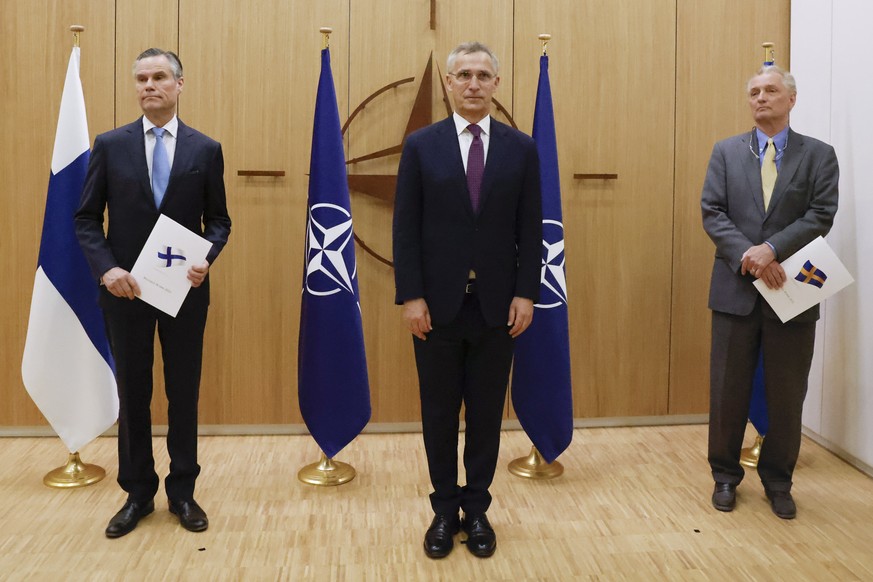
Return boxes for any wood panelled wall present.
[0,0,789,428]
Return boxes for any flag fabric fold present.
[510,54,573,463]
[748,349,769,436]
[21,46,118,453]
[298,47,371,458]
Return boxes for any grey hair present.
[446,41,499,74]
[748,64,796,94]
[133,48,184,79]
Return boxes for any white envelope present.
[754,236,854,323]
[129,214,213,317]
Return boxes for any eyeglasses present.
[448,70,496,84]
[748,130,788,162]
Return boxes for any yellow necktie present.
[761,138,777,211]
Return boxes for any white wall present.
[793,0,873,471]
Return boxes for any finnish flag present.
[21,47,118,453]
[156,245,187,267]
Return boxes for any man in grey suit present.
[701,65,839,519]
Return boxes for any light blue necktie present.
[151,127,170,207]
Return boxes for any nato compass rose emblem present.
[343,52,518,267]
[304,203,358,298]
[536,219,568,309]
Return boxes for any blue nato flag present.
[298,47,371,458]
[510,54,573,463]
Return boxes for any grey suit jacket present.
[701,128,839,322]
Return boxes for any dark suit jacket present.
[393,116,542,327]
[701,128,839,322]
[75,117,232,306]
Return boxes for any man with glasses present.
[393,41,542,558]
[701,65,838,519]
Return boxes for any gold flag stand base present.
[508,446,563,479]
[43,452,106,488]
[740,434,764,468]
[297,452,356,486]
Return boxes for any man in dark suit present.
[393,41,542,558]
[75,48,231,537]
[702,65,838,519]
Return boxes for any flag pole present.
[538,32,551,55]
[762,41,775,66]
[738,40,777,470]
[43,25,108,489]
[507,33,565,481]
[295,26,359,486]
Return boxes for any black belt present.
[465,279,476,294]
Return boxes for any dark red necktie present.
[466,124,484,213]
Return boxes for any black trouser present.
[102,290,208,503]
[413,291,514,516]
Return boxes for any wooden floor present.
[2,426,873,581]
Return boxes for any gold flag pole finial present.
[320,27,333,50]
[762,41,775,65]
[538,33,552,56]
[70,25,84,48]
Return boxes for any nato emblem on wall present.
[343,53,517,267]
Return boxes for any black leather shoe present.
[712,483,737,512]
[105,499,154,538]
[765,490,797,519]
[168,499,209,532]
[462,513,496,558]
[423,513,460,559]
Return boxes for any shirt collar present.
[143,115,179,138]
[755,125,789,155]
[453,112,490,137]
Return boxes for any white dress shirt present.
[142,115,178,182]
[453,112,491,171]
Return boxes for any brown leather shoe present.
[423,513,460,559]
[765,490,797,519]
[462,513,496,558]
[712,483,737,512]
[168,499,209,532]
[105,499,154,538]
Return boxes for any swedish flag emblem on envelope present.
[795,260,827,289]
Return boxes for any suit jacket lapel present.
[438,116,466,179]
[124,117,155,207]
[434,117,474,215]
[765,128,805,218]
[163,119,193,209]
[478,118,506,215]
[740,131,767,218]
